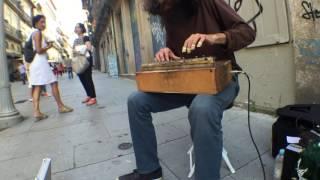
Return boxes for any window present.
[16,45,21,52]
[4,4,20,29]
[5,41,9,49]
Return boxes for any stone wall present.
[288,0,320,103]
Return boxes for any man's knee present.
[189,99,223,131]
[127,92,149,111]
[128,92,140,106]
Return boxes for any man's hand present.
[155,48,180,62]
[182,33,227,54]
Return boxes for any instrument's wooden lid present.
[141,57,216,71]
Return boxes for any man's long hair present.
[144,0,198,23]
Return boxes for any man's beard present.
[158,0,180,14]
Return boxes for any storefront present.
[5,39,23,82]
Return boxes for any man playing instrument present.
[118,0,256,179]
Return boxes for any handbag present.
[72,55,89,74]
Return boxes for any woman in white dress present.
[30,15,73,121]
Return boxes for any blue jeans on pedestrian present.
[127,76,240,180]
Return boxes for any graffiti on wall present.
[151,21,166,47]
[150,15,166,54]
[301,0,320,21]
[228,0,264,32]
[108,54,119,77]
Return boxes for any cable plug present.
[230,70,245,74]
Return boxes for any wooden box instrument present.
[136,57,232,94]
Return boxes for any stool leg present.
[222,148,236,174]
[187,146,236,178]
[188,145,195,178]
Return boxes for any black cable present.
[231,71,266,180]
[243,72,266,180]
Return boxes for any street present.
[0,72,276,180]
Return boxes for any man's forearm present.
[206,33,227,45]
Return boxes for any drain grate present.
[15,99,28,104]
[118,143,133,150]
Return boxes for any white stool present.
[187,145,236,178]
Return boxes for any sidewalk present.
[0,72,276,180]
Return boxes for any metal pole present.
[0,0,23,130]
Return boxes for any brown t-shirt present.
[164,0,256,70]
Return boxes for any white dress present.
[29,30,57,86]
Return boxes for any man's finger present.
[185,35,195,54]
[182,38,189,53]
[159,52,165,62]
[155,53,161,62]
[182,34,194,53]
[170,52,180,60]
[191,35,201,50]
[164,49,170,61]
[197,35,206,48]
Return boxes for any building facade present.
[34,0,67,63]
[4,0,35,81]
[82,0,320,111]
[4,0,71,81]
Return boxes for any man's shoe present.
[117,168,162,180]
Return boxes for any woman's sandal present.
[82,97,91,104]
[59,106,74,113]
[34,114,49,121]
[86,98,97,106]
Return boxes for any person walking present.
[18,63,27,85]
[29,15,73,121]
[73,23,97,106]
[53,64,58,77]
[40,85,51,97]
[58,63,64,77]
[67,64,73,79]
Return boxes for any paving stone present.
[158,136,234,180]
[53,154,178,180]
[14,122,109,158]
[0,150,73,180]
[0,135,25,161]
[0,117,33,138]
[103,112,188,144]
[74,135,133,167]
[231,152,274,180]
[102,113,130,136]
[153,107,188,125]
[169,118,191,134]
[29,112,85,132]
[222,176,236,180]
[222,113,274,170]
[104,104,127,115]
[155,122,188,145]
[158,137,194,180]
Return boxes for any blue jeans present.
[127,76,239,180]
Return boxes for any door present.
[129,0,142,71]
[116,8,129,74]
